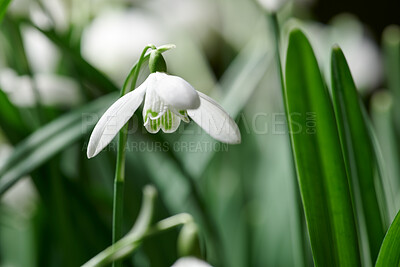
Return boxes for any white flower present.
[87,72,241,158]
[171,257,212,267]
[257,0,289,12]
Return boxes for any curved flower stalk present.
[87,70,241,158]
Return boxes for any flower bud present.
[149,50,167,73]
[177,221,202,259]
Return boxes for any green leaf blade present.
[331,46,387,262]
[0,93,117,195]
[284,29,361,266]
[376,210,400,267]
[0,0,11,22]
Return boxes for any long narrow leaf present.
[284,29,360,266]
[375,210,400,267]
[331,46,387,261]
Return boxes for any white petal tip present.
[217,130,241,145]
[157,44,176,53]
[228,137,241,145]
[86,151,94,159]
[187,91,242,145]
[86,141,99,159]
[85,83,147,159]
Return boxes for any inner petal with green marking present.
[142,86,190,133]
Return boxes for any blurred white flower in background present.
[9,0,68,31]
[3,1,84,108]
[171,257,212,267]
[7,0,220,109]
[0,69,31,106]
[81,0,218,87]
[21,26,60,74]
[7,0,31,17]
[0,69,82,107]
[81,9,167,83]
[257,0,289,12]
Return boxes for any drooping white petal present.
[151,72,200,110]
[142,85,181,133]
[87,83,147,158]
[171,257,212,267]
[187,91,241,144]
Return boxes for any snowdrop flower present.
[171,257,212,267]
[87,49,241,158]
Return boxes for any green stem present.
[111,45,153,267]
